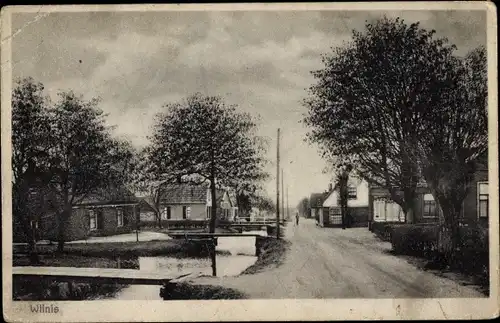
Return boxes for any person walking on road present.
[295,212,300,226]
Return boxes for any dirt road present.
[193,218,485,298]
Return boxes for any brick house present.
[310,192,327,223]
[368,153,490,228]
[320,177,370,227]
[141,183,238,228]
[39,186,139,242]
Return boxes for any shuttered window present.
[117,209,124,227]
[89,210,97,230]
[478,182,489,218]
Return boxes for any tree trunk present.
[438,204,461,268]
[209,177,217,233]
[157,210,162,229]
[28,236,40,264]
[57,208,70,253]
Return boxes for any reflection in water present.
[113,235,263,300]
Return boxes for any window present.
[182,206,190,219]
[423,194,437,218]
[162,206,171,220]
[89,210,97,230]
[206,206,212,219]
[478,182,489,218]
[116,209,124,227]
[347,186,357,199]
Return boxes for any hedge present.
[389,223,489,275]
[390,224,439,257]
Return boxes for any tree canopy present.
[147,93,268,232]
[304,17,460,220]
[12,78,136,252]
[303,16,488,260]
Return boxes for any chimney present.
[328,183,333,192]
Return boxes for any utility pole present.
[276,128,280,239]
[286,185,289,221]
[281,168,285,223]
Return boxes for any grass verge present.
[14,239,220,258]
[240,237,290,275]
[160,282,247,300]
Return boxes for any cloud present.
[10,10,487,205]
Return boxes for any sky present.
[10,9,486,208]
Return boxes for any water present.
[113,234,264,300]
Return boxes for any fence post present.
[210,238,217,277]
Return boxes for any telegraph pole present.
[281,168,285,223]
[286,186,289,221]
[276,128,281,239]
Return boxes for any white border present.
[2,2,499,322]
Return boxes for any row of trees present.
[304,17,488,263]
[296,197,310,218]
[13,79,269,260]
[13,78,136,255]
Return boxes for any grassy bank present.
[160,282,247,300]
[14,239,228,259]
[241,237,290,275]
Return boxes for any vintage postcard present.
[1,2,498,322]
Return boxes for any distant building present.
[309,192,328,223]
[320,177,370,227]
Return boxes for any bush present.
[390,223,489,276]
[390,224,439,257]
[456,225,489,275]
[371,222,407,241]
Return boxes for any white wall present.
[322,179,369,208]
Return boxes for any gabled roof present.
[77,185,137,206]
[310,192,327,208]
[160,183,207,204]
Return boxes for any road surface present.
[193,218,485,298]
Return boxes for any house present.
[368,152,489,228]
[310,192,328,223]
[39,186,140,242]
[319,178,370,227]
[214,189,239,222]
[144,183,238,228]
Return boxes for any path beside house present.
[191,219,485,298]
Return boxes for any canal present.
[113,231,266,300]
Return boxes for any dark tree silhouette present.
[304,17,458,223]
[335,164,353,229]
[415,46,488,262]
[47,92,135,251]
[12,77,52,263]
[147,93,268,233]
[296,197,310,218]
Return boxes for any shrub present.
[455,225,489,275]
[371,222,405,241]
[390,224,438,257]
[390,223,489,276]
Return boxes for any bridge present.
[13,266,201,286]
